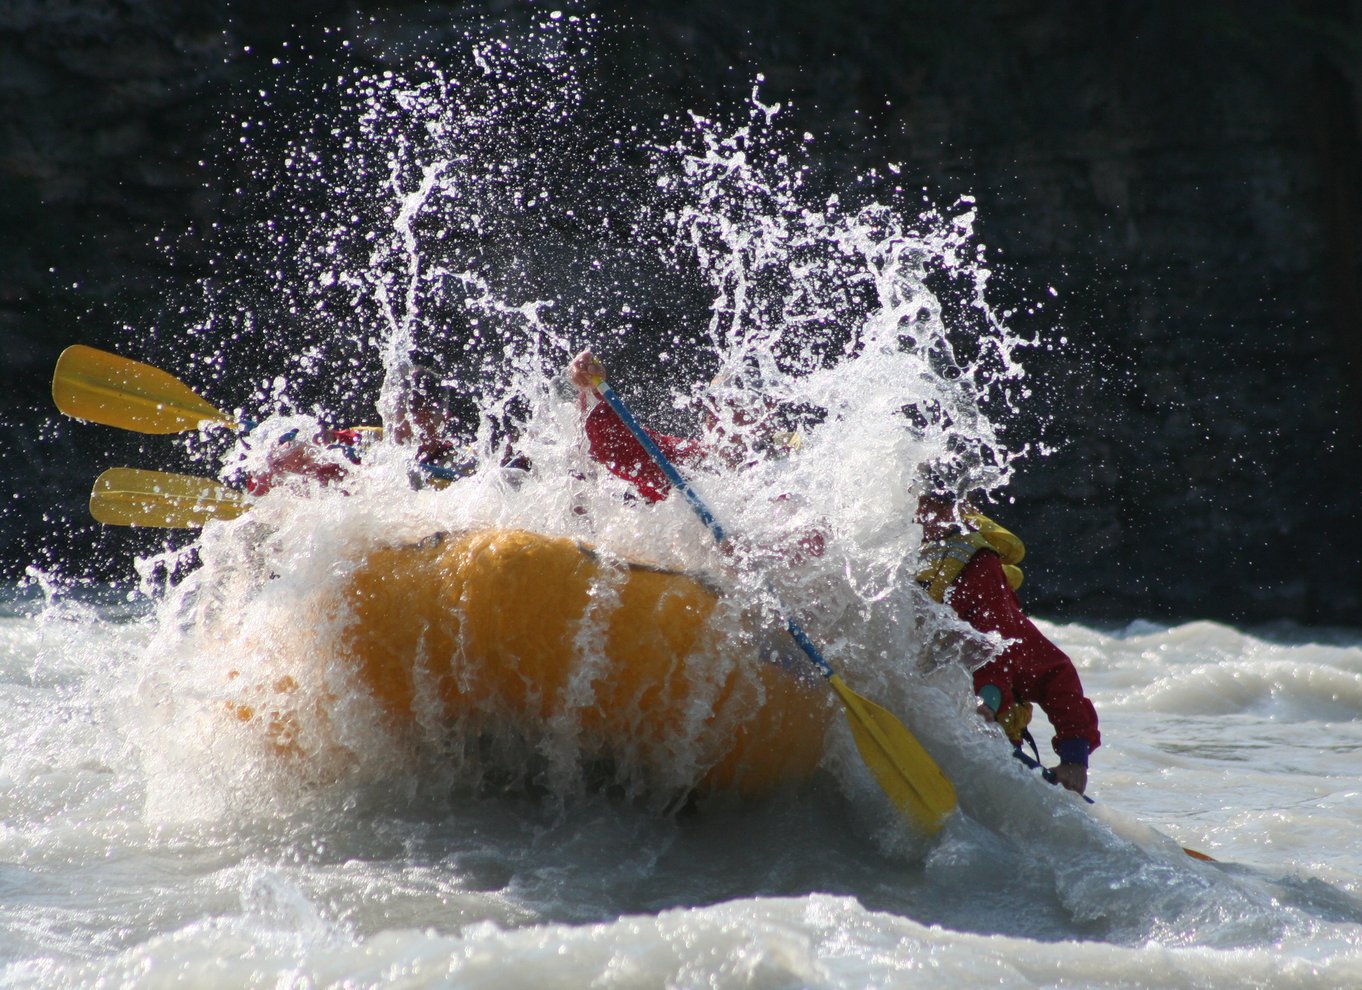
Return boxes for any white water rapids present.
[3,594,1360,988]
[7,14,1361,988]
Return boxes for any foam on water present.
[1071,620,1362,720]
[4,600,1362,986]
[7,14,1362,988]
[16,893,1362,990]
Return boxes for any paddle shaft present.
[1012,744,1095,803]
[595,384,727,541]
[1012,743,1215,861]
[595,381,834,679]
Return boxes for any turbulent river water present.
[8,14,1361,988]
[3,588,1360,988]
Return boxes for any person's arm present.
[245,429,351,496]
[582,402,705,502]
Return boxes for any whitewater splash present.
[112,13,1035,823]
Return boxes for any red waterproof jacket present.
[246,426,459,496]
[581,399,704,503]
[245,427,363,496]
[581,398,828,563]
[947,549,1101,765]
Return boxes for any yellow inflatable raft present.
[246,529,834,797]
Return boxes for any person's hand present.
[1051,762,1088,795]
[568,350,606,392]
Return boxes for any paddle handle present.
[594,380,834,680]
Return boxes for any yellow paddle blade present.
[89,468,250,529]
[828,674,957,833]
[53,344,238,434]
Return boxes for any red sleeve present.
[582,400,705,504]
[245,440,349,496]
[327,427,364,446]
[948,550,1101,757]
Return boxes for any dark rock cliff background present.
[1,0,1358,625]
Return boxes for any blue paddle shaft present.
[595,380,835,681]
[1012,745,1096,803]
[596,382,727,543]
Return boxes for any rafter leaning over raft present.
[565,348,1099,795]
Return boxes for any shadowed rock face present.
[3,1,1359,625]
